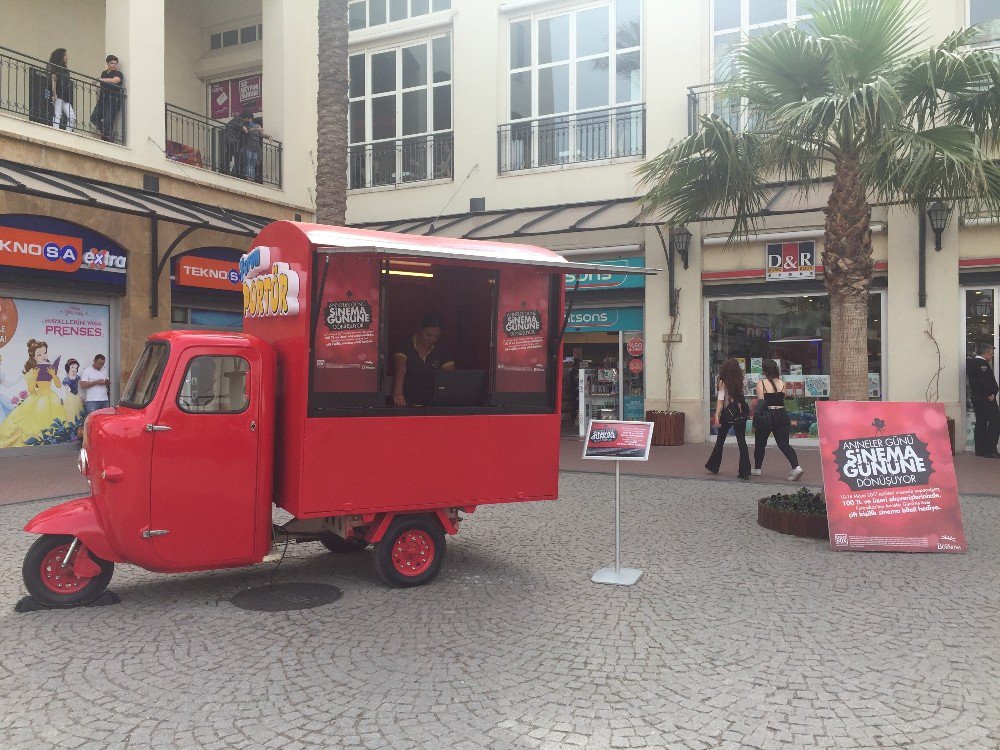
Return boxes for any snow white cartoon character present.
[0,353,22,421]
[61,358,84,425]
[0,339,69,448]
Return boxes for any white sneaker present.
[751,469,762,476]
[788,466,804,481]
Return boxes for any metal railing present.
[497,105,645,174]
[349,132,454,190]
[687,83,743,136]
[0,46,126,145]
[164,103,283,188]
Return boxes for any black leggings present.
[706,419,751,478]
[754,409,799,469]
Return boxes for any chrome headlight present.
[78,448,89,476]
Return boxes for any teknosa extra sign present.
[817,401,966,553]
[766,241,816,280]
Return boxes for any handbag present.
[753,399,774,431]
[722,397,750,423]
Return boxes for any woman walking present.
[751,359,804,481]
[48,48,76,131]
[706,358,751,479]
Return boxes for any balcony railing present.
[164,103,282,188]
[349,132,454,190]
[0,45,126,145]
[497,105,645,174]
[687,83,744,136]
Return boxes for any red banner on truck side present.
[495,267,549,393]
[312,255,381,393]
[583,420,654,461]
[817,401,966,553]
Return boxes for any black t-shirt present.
[51,67,72,102]
[100,69,125,96]
[968,356,999,403]
[395,337,454,405]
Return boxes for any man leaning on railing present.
[91,54,125,143]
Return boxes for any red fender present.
[24,497,123,563]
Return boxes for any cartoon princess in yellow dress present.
[0,339,71,448]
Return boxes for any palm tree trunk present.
[316,0,349,225]
[823,154,873,402]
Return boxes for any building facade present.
[0,0,318,452]
[344,0,1000,450]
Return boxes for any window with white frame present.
[970,0,1000,44]
[349,0,451,31]
[712,1,809,79]
[348,34,453,189]
[502,0,643,172]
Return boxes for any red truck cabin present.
[242,222,572,518]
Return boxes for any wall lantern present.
[669,226,692,270]
[926,200,952,252]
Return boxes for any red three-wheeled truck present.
[20,223,652,607]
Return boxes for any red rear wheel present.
[374,515,446,587]
[23,534,114,608]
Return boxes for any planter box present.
[757,499,829,540]
[647,410,685,446]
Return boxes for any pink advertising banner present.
[210,74,262,120]
[817,401,966,553]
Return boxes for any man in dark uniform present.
[392,313,455,406]
[968,343,999,458]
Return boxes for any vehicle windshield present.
[119,342,170,408]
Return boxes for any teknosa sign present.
[766,241,816,281]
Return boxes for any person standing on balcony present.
[95,55,125,142]
[243,117,265,182]
[223,108,251,176]
[48,48,75,131]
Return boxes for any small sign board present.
[766,241,816,280]
[817,401,966,553]
[583,420,654,461]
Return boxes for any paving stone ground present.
[1,473,998,750]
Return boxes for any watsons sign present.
[241,245,301,318]
[0,215,128,286]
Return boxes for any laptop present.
[432,370,486,406]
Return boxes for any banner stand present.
[591,460,642,586]
[583,419,653,587]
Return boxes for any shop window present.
[308,254,558,416]
[177,356,249,414]
[707,292,883,438]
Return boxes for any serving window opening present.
[308,253,560,416]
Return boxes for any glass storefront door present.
[962,287,999,449]
[706,292,884,439]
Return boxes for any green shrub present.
[760,487,826,516]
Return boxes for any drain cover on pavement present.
[230,582,343,612]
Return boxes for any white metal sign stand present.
[583,419,653,587]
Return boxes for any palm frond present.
[637,116,771,239]
[805,0,925,86]
[863,124,1000,215]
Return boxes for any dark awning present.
[0,158,272,235]
[351,197,658,240]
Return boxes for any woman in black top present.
[392,313,455,406]
[48,48,76,132]
[705,358,751,479]
[752,359,804,481]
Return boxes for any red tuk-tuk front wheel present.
[23,534,114,608]
[374,515,446,588]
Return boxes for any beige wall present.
[0,0,105,69]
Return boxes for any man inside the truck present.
[392,313,455,406]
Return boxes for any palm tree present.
[316,0,350,225]
[639,0,1000,401]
